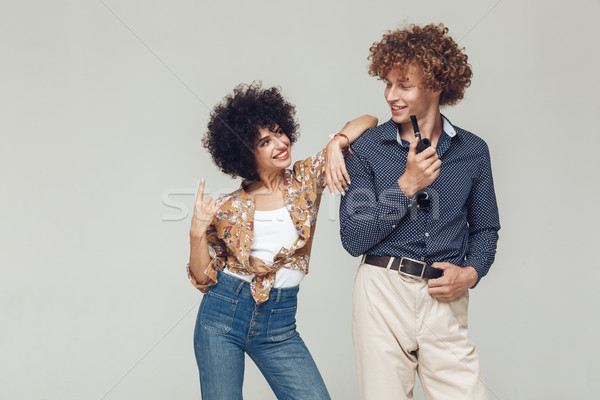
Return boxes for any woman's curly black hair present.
[203,83,299,181]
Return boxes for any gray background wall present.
[2,0,599,399]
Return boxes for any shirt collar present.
[442,114,457,137]
[390,114,457,146]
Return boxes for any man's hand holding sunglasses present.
[397,138,441,199]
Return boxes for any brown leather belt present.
[363,255,443,280]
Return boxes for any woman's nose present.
[273,136,286,147]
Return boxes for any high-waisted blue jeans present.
[194,270,330,400]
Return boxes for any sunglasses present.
[415,190,431,212]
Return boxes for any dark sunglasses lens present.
[416,192,431,212]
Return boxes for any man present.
[340,23,500,399]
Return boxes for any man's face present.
[384,65,441,125]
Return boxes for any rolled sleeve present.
[292,149,327,192]
[187,227,226,292]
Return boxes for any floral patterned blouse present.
[188,149,327,303]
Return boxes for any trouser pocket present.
[199,290,238,334]
[267,305,297,341]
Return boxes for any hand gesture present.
[428,263,478,301]
[397,139,441,198]
[325,137,351,195]
[189,179,220,239]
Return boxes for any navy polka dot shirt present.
[339,116,500,282]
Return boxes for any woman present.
[187,83,376,399]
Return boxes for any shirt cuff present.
[377,183,412,229]
[187,246,219,291]
[465,258,490,288]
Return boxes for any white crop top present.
[224,207,305,288]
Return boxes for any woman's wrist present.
[333,132,350,149]
[189,229,208,244]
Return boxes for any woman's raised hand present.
[190,179,221,239]
[323,115,377,195]
[324,136,351,196]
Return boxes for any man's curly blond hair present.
[368,23,472,106]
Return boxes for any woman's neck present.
[253,170,282,193]
[245,170,285,211]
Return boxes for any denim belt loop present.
[275,288,282,304]
[234,280,245,296]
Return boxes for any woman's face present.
[253,124,292,176]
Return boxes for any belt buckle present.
[398,257,426,279]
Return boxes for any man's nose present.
[386,86,399,102]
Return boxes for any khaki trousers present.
[352,262,489,400]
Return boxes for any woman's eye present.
[261,139,270,147]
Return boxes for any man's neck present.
[398,110,443,147]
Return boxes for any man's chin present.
[391,115,409,125]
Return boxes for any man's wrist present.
[463,266,479,288]
[397,175,416,198]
